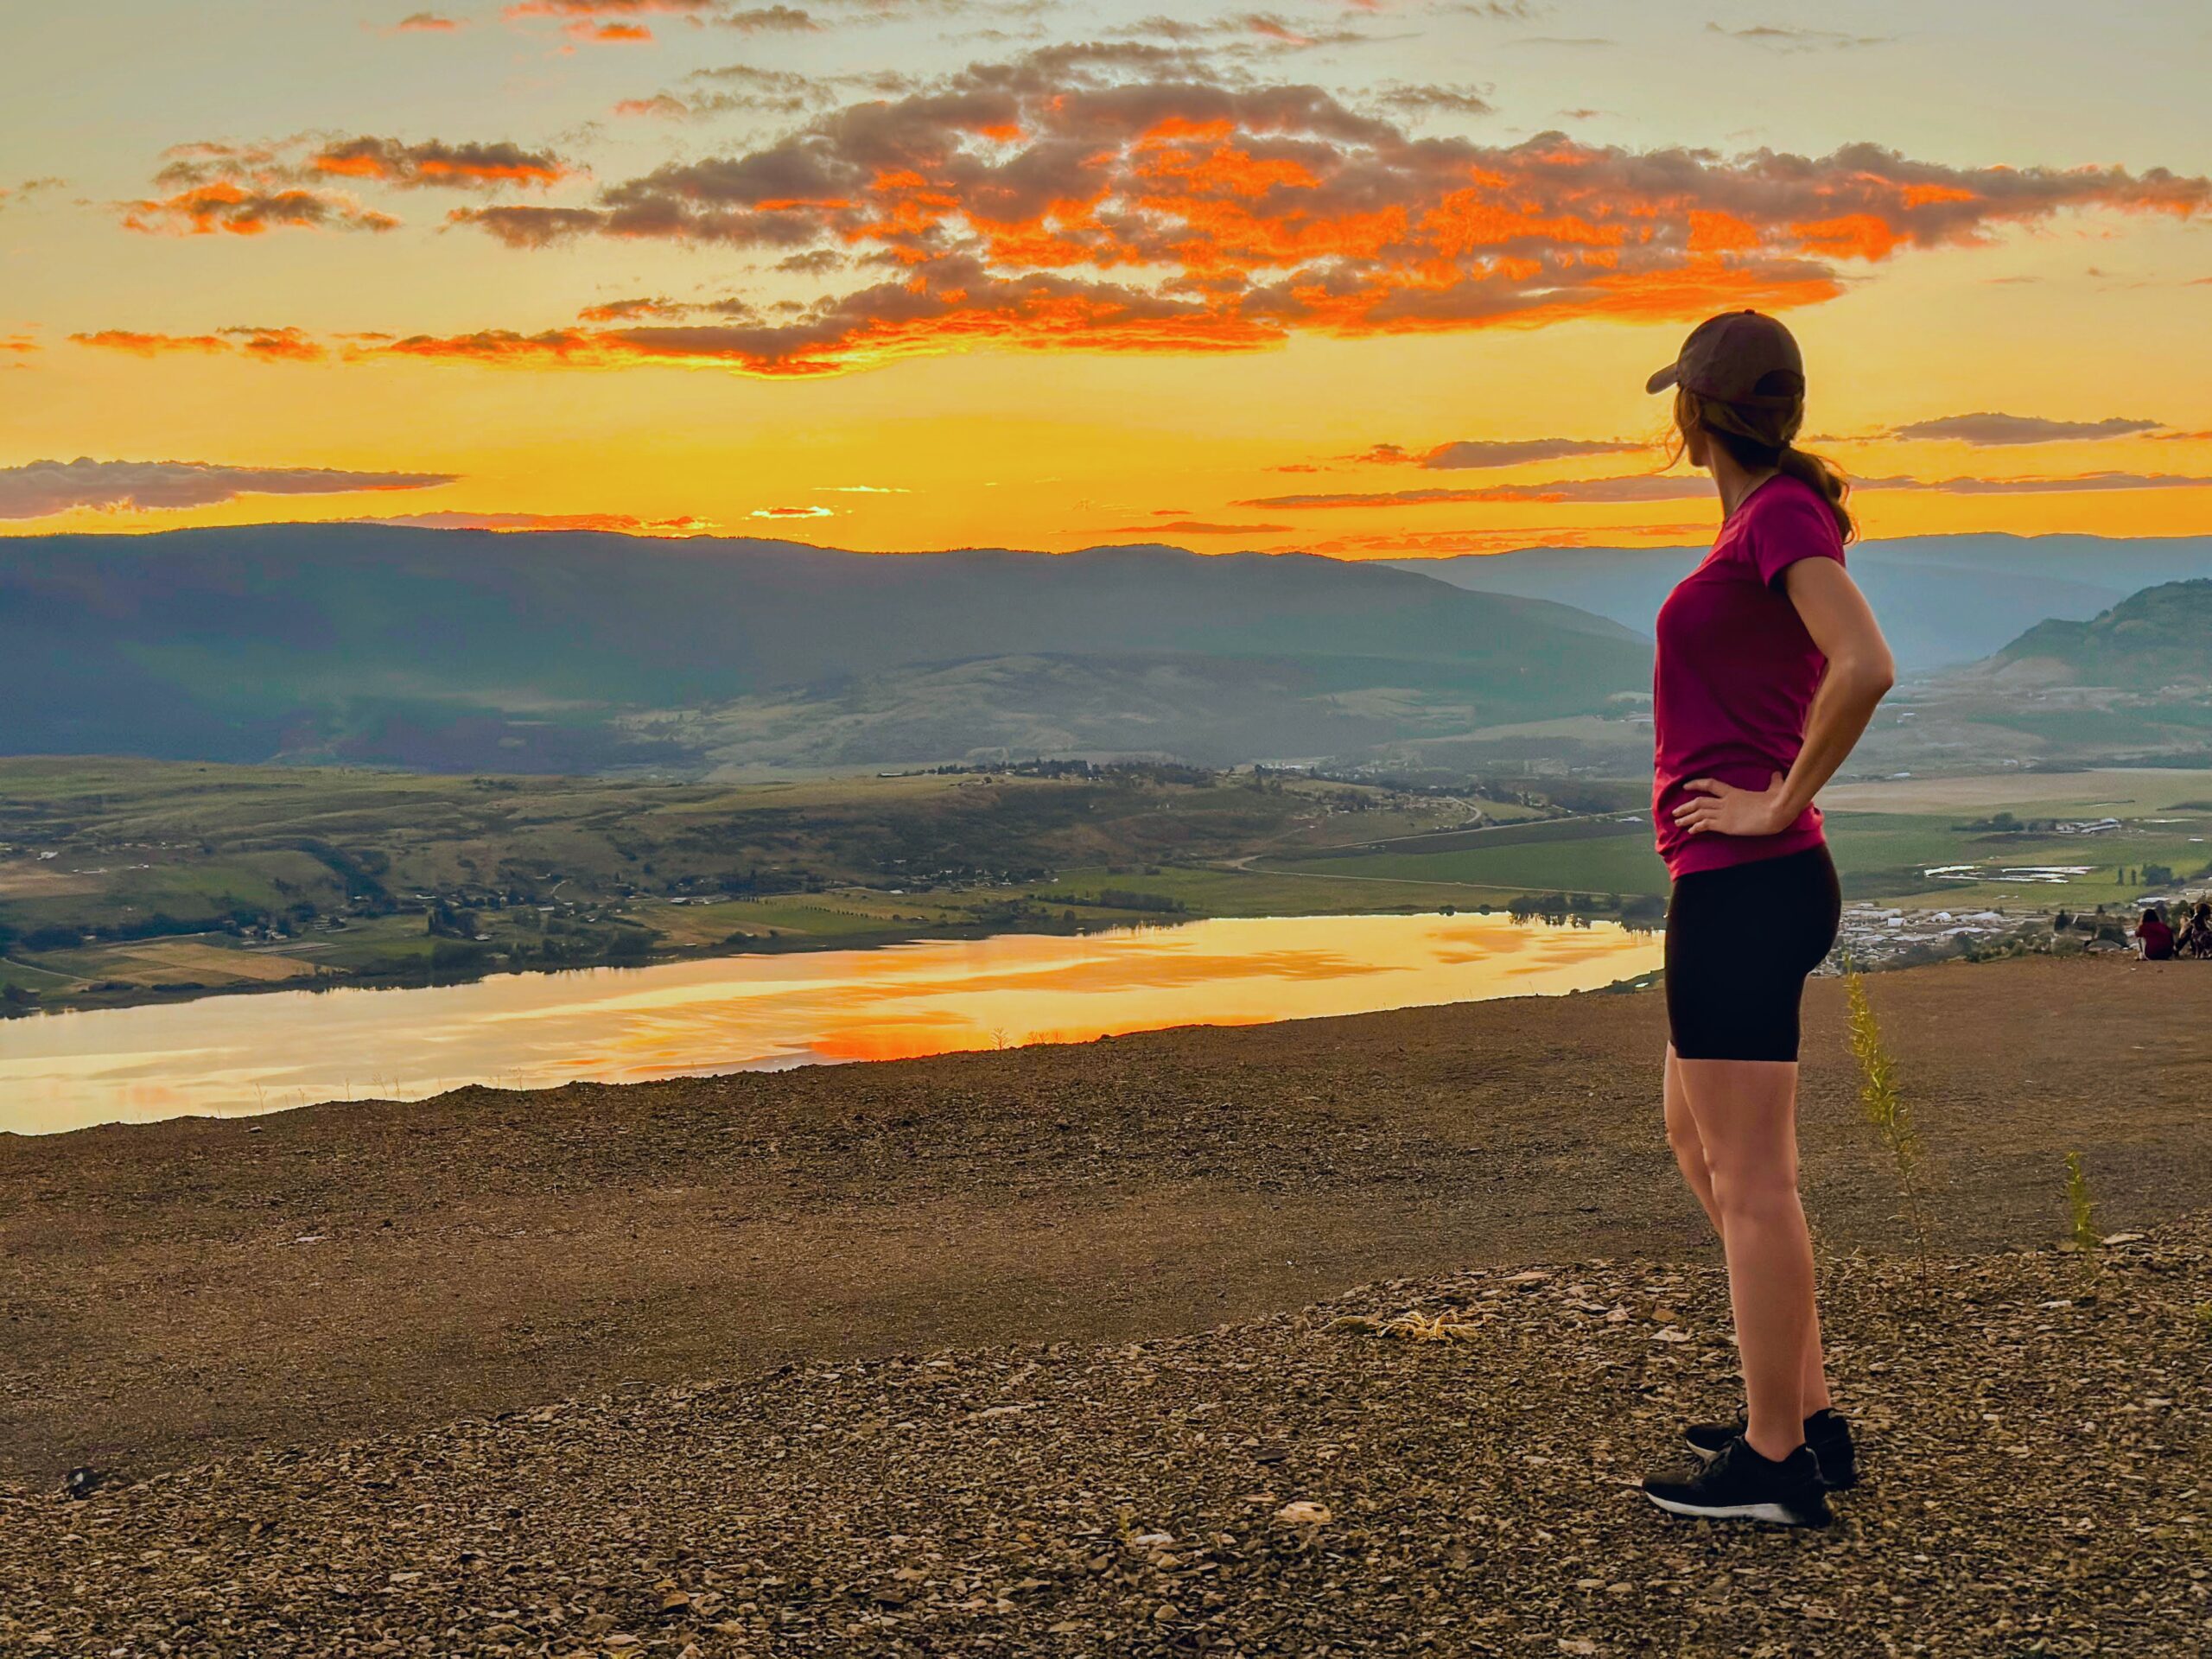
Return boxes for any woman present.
[2138,906,2175,961]
[1635,311,1896,1529]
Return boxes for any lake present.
[0,912,1662,1135]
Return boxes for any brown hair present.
[1668,386,1856,544]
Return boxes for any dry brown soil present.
[4,953,2207,1484]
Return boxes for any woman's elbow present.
[1838,652,1895,701]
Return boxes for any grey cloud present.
[0,458,457,518]
[1885,413,2165,445]
[1420,438,1643,468]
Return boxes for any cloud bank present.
[387,47,2209,376]
[0,458,457,518]
[1883,412,2166,445]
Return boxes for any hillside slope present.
[0,526,1647,772]
[1994,577,2212,687]
[1391,532,2212,669]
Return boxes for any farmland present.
[9,757,2209,1017]
[1260,767,2212,915]
[0,757,1548,1014]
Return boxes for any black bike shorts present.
[1664,844,1842,1063]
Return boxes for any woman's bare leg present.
[1666,1046,1833,1415]
[1662,1045,1722,1234]
[1674,1055,1818,1461]
[1801,1304,1834,1415]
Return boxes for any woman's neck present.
[1710,448,1779,520]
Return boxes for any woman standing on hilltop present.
[1635,312,1896,1529]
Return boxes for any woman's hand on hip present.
[1673,772,1793,837]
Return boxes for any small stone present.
[1274,1501,1332,1526]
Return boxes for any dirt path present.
[4,954,2209,1484]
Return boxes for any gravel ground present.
[6,1219,2207,1656]
[10,954,2212,1485]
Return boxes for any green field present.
[12,754,2206,1015]
[1262,790,2212,912]
[0,757,1513,1011]
[1268,820,1669,898]
[1029,863,1527,917]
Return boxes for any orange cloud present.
[350,510,714,533]
[1107,519,1296,534]
[1295,522,1715,556]
[421,52,2206,376]
[119,180,398,236]
[92,53,2212,382]
[1241,472,2212,509]
[71,330,233,357]
[1243,477,1710,508]
[229,326,327,362]
[310,137,573,190]
[1311,436,1645,470]
[505,0,715,11]
[71,327,327,362]
[392,10,461,29]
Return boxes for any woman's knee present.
[1707,1158,1802,1222]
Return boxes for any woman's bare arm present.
[1672,557,1896,838]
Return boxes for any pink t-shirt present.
[1651,474,1845,880]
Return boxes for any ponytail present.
[1669,388,1856,544]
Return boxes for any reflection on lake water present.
[0,912,1662,1135]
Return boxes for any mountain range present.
[1991,578,2212,690]
[1390,533,2212,671]
[3,524,2206,775]
[0,525,1645,773]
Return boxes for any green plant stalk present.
[2064,1150,2099,1251]
[1845,966,1933,1267]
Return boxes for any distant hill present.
[1844,577,2212,776]
[0,525,1649,773]
[1390,533,2212,670]
[1993,579,2212,689]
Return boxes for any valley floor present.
[3,954,2210,1652]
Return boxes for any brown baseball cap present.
[1645,310,1804,408]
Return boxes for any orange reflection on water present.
[0,912,1663,1135]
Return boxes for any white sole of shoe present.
[1643,1491,1825,1527]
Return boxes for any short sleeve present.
[1744,481,1846,589]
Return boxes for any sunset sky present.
[3,0,2209,555]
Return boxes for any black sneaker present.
[1685,1408,1857,1491]
[1643,1435,1834,1528]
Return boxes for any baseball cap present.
[1645,310,1804,408]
